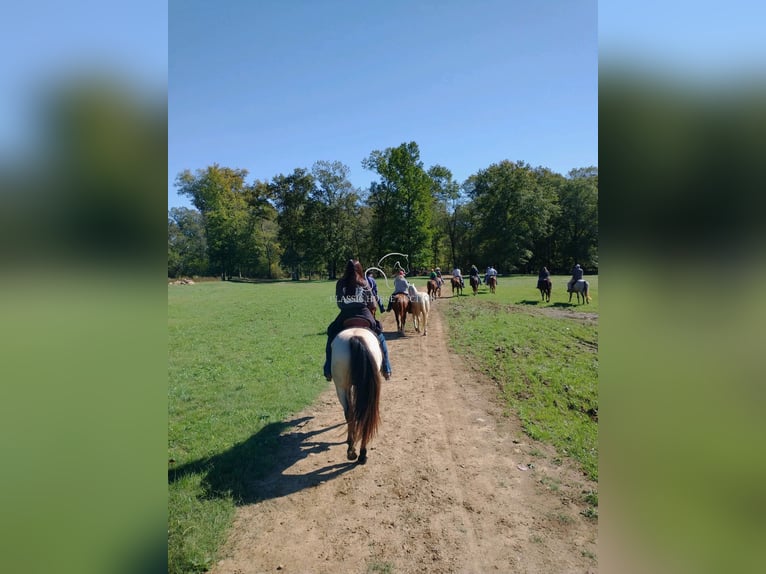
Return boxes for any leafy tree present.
[175,165,251,279]
[552,167,598,271]
[469,160,559,273]
[270,168,315,280]
[362,142,434,267]
[168,207,208,277]
[428,165,461,268]
[308,161,360,279]
[242,182,280,278]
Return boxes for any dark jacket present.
[332,279,378,333]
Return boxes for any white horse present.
[330,328,382,464]
[568,279,591,304]
[407,284,431,336]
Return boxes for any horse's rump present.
[391,291,409,333]
[331,328,382,447]
[407,285,431,335]
[426,278,440,298]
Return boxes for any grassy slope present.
[442,275,598,480]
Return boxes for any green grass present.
[168,280,339,574]
[169,275,597,572]
[367,561,395,573]
[442,275,598,481]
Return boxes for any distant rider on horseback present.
[537,266,551,289]
[567,263,584,292]
[486,265,498,284]
[469,264,481,285]
[452,266,464,289]
[386,269,410,312]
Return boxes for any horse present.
[469,275,479,295]
[487,275,497,294]
[568,279,591,304]
[407,284,431,336]
[390,292,410,335]
[426,278,441,299]
[330,328,382,464]
[537,278,551,302]
[450,275,463,297]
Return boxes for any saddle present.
[342,317,372,329]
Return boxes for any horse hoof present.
[347,449,357,461]
[357,449,367,465]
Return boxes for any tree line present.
[168,142,597,280]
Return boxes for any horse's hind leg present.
[346,421,357,460]
[342,394,357,460]
[358,444,367,465]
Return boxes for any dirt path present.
[211,301,597,573]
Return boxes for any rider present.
[469,264,481,285]
[435,267,443,288]
[567,263,584,292]
[386,269,410,312]
[537,266,551,289]
[366,269,386,314]
[486,265,498,283]
[324,259,392,381]
[452,265,464,288]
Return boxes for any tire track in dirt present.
[210,298,597,574]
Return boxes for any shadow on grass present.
[552,302,575,308]
[519,299,541,306]
[169,417,356,504]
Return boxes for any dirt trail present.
[211,300,597,574]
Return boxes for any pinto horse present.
[426,278,441,299]
[407,284,431,336]
[450,276,463,297]
[469,275,480,295]
[390,292,410,335]
[537,278,552,302]
[568,279,591,304]
[330,328,382,464]
[487,275,497,294]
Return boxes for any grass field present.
[168,274,598,573]
[168,280,338,574]
[441,274,598,480]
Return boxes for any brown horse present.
[390,292,409,334]
[330,328,382,464]
[426,278,441,299]
[487,275,497,294]
[450,275,463,297]
[469,275,479,295]
[537,278,552,302]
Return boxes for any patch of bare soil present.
[210,302,597,574]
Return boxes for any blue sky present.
[169,0,598,209]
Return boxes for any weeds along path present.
[210,301,597,574]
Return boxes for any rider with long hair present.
[469,264,481,285]
[324,259,392,381]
